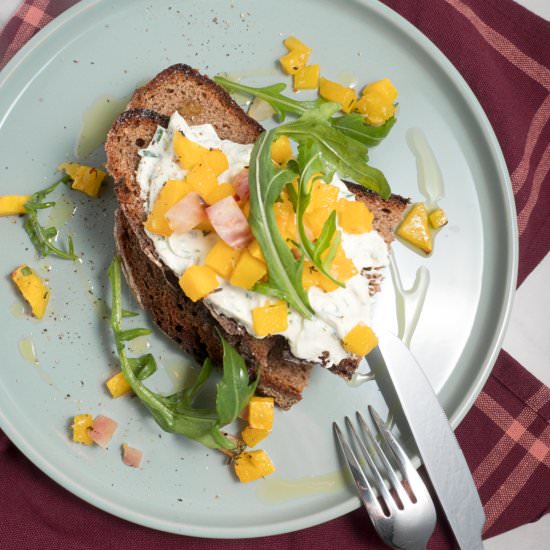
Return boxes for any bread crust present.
[106,65,408,409]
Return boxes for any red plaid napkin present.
[1,0,549,548]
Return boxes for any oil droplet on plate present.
[73,261,109,319]
[389,250,430,348]
[406,127,445,210]
[10,301,26,319]
[258,471,346,503]
[46,194,76,228]
[18,338,38,365]
[76,94,129,159]
[128,335,150,355]
[162,357,197,392]
[337,70,358,88]
[18,338,55,386]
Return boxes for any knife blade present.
[368,330,485,549]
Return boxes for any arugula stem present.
[248,130,313,317]
[214,76,325,120]
[108,257,256,452]
[23,175,79,260]
[282,121,390,199]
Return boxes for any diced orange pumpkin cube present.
[283,36,311,54]
[248,396,275,430]
[342,324,378,356]
[72,414,94,445]
[234,450,276,482]
[144,179,193,236]
[397,203,432,254]
[317,274,339,293]
[356,79,398,125]
[271,135,293,166]
[203,149,229,176]
[173,131,209,170]
[319,78,357,113]
[327,245,358,282]
[229,250,267,289]
[186,163,219,201]
[252,300,288,337]
[361,78,398,103]
[58,162,106,197]
[302,181,339,238]
[247,240,265,262]
[302,261,321,291]
[294,64,320,90]
[273,196,296,246]
[302,250,356,293]
[279,46,310,75]
[428,208,448,229]
[241,426,270,448]
[106,371,132,398]
[337,199,373,234]
[356,94,396,126]
[179,265,219,301]
[202,182,235,205]
[0,195,31,216]
[204,239,242,279]
[303,208,331,240]
[307,180,339,212]
[304,245,357,292]
[11,264,50,319]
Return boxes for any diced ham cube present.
[206,196,253,249]
[89,415,118,448]
[122,444,143,468]
[232,169,249,202]
[165,192,207,234]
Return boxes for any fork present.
[333,406,437,549]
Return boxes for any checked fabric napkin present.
[1,0,550,548]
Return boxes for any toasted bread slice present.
[106,65,408,409]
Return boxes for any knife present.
[367,330,485,549]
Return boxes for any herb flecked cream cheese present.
[136,111,388,365]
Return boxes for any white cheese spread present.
[136,111,388,365]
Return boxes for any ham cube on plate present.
[89,415,118,448]
[122,444,143,468]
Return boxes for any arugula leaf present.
[23,175,78,260]
[215,336,258,426]
[216,80,394,316]
[117,327,152,341]
[293,141,343,287]
[128,354,157,380]
[313,211,342,271]
[214,77,396,147]
[331,114,396,147]
[122,308,140,318]
[181,358,213,405]
[108,257,256,451]
[214,76,325,121]
[248,130,313,317]
[282,105,391,199]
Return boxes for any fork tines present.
[333,405,436,548]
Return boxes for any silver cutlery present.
[359,330,485,548]
[334,406,437,549]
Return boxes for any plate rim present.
[0,0,518,539]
